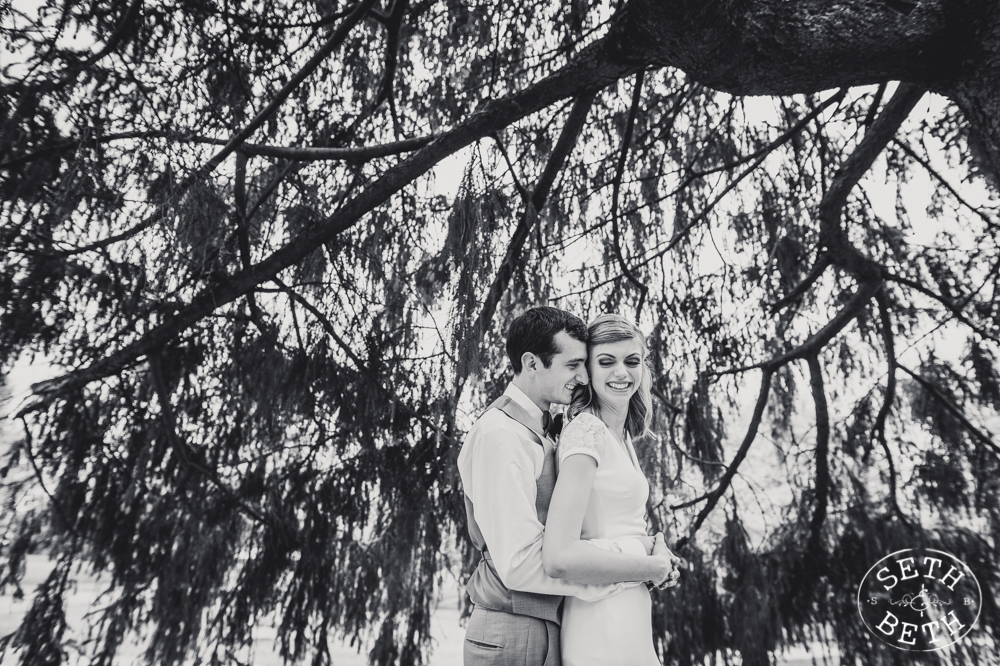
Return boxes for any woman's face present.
[588,338,644,412]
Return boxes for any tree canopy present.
[1,0,999,664]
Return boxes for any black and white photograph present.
[1,0,998,664]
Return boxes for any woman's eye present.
[625,360,640,367]
[599,360,615,367]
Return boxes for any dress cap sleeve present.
[557,412,607,465]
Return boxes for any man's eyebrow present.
[567,356,587,364]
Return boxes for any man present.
[458,306,675,665]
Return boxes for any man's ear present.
[521,352,538,374]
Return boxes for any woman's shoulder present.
[563,411,607,436]
[558,412,609,462]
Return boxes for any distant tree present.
[1,0,998,664]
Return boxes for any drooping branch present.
[871,287,898,455]
[885,270,1000,345]
[32,0,380,258]
[673,368,773,551]
[869,288,911,525]
[678,88,845,190]
[232,151,266,330]
[0,0,143,156]
[22,45,638,414]
[863,82,888,127]
[894,138,1000,231]
[898,364,1000,457]
[269,278,452,443]
[147,351,267,524]
[610,69,650,318]
[0,132,436,171]
[806,353,830,558]
[177,0,380,186]
[372,0,410,134]
[553,89,846,300]
[470,90,600,355]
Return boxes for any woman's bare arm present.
[542,453,671,585]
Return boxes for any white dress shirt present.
[458,384,645,600]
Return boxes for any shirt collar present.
[503,383,545,424]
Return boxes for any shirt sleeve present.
[557,413,606,464]
[460,415,626,601]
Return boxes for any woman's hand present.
[650,534,682,588]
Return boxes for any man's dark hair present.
[506,306,588,374]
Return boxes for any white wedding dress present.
[557,412,660,666]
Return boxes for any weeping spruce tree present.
[1,0,1000,663]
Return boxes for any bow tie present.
[541,411,563,439]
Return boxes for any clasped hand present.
[637,532,683,589]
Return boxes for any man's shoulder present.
[467,405,521,438]
[458,406,529,472]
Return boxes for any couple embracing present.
[458,307,682,666]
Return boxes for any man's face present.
[536,331,589,406]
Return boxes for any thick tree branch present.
[769,252,832,313]
[819,84,924,275]
[21,45,637,414]
[617,0,956,95]
[714,279,884,377]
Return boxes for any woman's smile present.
[589,338,645,406]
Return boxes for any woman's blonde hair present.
[567,314,653,440]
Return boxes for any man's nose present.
[577,366,589,384]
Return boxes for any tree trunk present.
[946,1,1000,188]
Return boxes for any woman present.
[543,314,677,666]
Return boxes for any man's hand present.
[650,533,682,589]
[636,534,656,555]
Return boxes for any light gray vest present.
[464,395,563,624]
